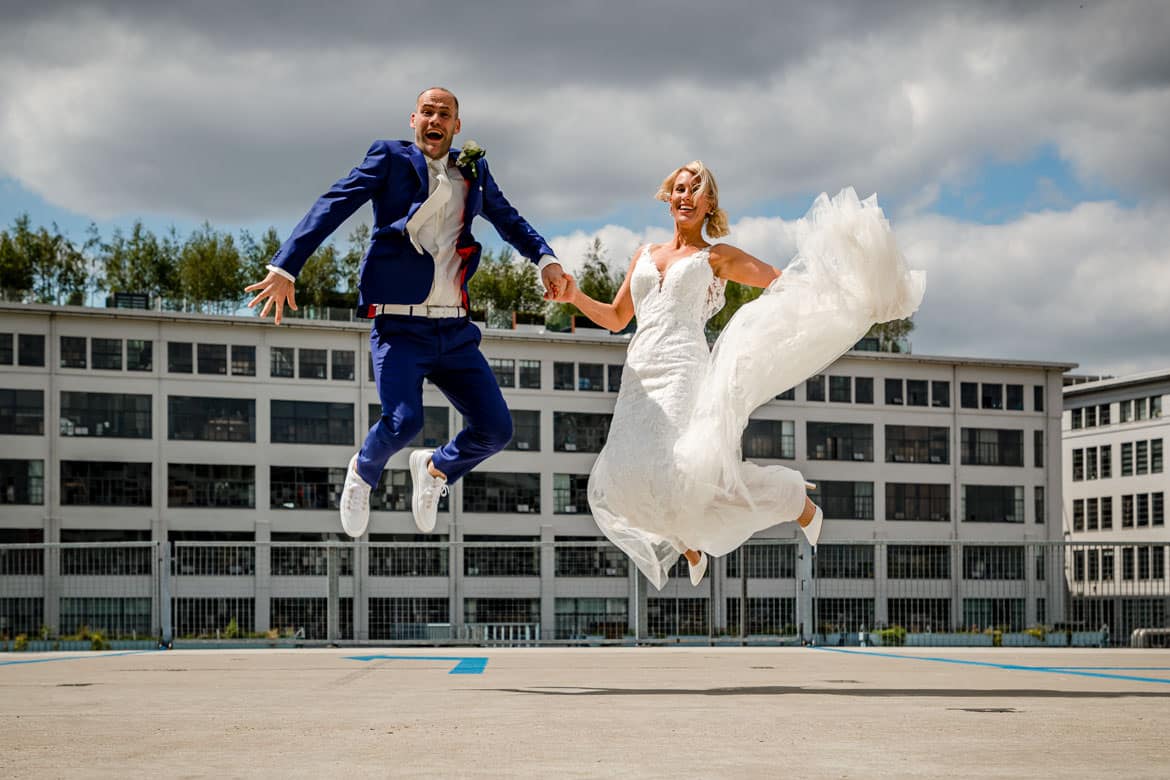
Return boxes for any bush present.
[89,631,109,651]
[224,617,240,639]
[14,634,29,652]
[875,626,907,646]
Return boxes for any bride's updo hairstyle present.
[655,160,730,239]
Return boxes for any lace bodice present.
[629,246,727,327]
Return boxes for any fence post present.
[797,540,814,645]
[327,538,340,644]
[159,542,172,647]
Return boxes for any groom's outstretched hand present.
[541,262,566,301]
[245,271,298,325]
[547,273,577,303]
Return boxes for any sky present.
[1,0,1167,377]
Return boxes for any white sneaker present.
[688,552,708,586]
[410,449,447,533]
[801,505,824,548]
[339,454,372,538]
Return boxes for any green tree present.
[548,237,626,332]
[99,220,179,301]
[239,226,283,283]
[341,223,369,301]
[468,248,544,321]
[865,317,916,352]
[0,221,32,299]
[705,281,764,341]
[297,245,341,309]
[178,223,243,306]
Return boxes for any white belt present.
[372,303,467,318]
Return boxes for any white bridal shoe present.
[688,552,708,586]
[801,482,823,548]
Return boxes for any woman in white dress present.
[555,161,925,590]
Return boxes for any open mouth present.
[425,130,444,141]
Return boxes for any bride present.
[553,161,925,590]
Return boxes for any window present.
[884,378,903,405]
[607,364,623,393]
[1072,448,1084,481]
[555,596,628,639]
[907,379,929,406]
[1154,492,1164,527]
[462,473,541,513]
[963,546,1025,581]
[855,377,873,404]
[368,470,448,513]
[0,389,44,435]
[168,341,193,373]
[1154,440,1164,473]
[331,350,354,381]
[726,544,796,579]
[489,358,516,388]
[518,359,541,389]
[0,333,11,364]
[1152,396,1163,418]
[367,405,449,449]
[230,345,255,376]
[1135,398,1148,421]
[806,421,873,461]
[18,334,45,366]
[271,400,353,445]
[1136,441,1149,475]
[1100,495,1112,529]
[269,533,354,578]
[168,464,255,508]
[269,597,331,639]
[554,412,612,453]
[1137,493,1150,527]
[1085,405,1097,427]
[197,343,227,374]
[1122,494,1134,528]
[962,598,1025,631]
[60,597,152,637]
[1121,442,1134,477]
[805,374,825,402]
[299,348,327,379]
[553,362,574,390]
[1033,385,1044,412]
[60,460,151,506]
[1071,408,1083,429]
[270,346,294,378]
[270,465,347,510]
[809,481,874,520]
[931,380,950,408]
[169,396,255,442]
[885,425,949,464]
[1120,400,1131,423]
[59,529,152,576]
[815,545,875,578]
[507,410,540,451]
[1101,445,1112,478]
[887,545,950,579]
[775,387,796,401]
[885,483,950,522]
[981,383,1003,410]
[578,363,603,391]
[829,375,851,403]
[646,597,709,637]
[368,535,449,578]
[1035,486,1045,525]
[743,419,795,459]
[1087,497,1099,530]
[553,474,590,514]
[1073,499,1084,531]
[465,598,541,626]
[888,598,950,633]
[0,460,44,505]
[91,338,122,370]
[1099,404,1111,425]
[173,598,254,639]
[811,597,873,635]
[369,597,448,640]
[961,484,1024,523]
[1006,384,1023,411]
[60,336,86,368]
[1086,446,1098,480]
[961,382,978,408]
[61,392,151,438]
[960,428,1024,466]
[1034,430,1044,468]
[463,535,541,576]
[127,339,152,371]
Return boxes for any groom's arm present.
[268,140,393,280]
[477,161,563,291]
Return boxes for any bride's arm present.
[709,244,781,288]
[561,247,640,332]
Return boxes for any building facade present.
[1,303,1077,643]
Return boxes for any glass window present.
[931,378,950,409]
[1136,441,1149,475]
[168,463,255,508]
[18,334,45,367]
[907,379,929,407]
[578,363,603,391]
[981,383,1003,410]
[553,362,574,390]
[368,597,449,639]
[127,339,153,371]
[885,483,950,522]
[1135,398,1148,420]
[961,484,1024,523]
[1006,384,1024,411]
[0,459,45,505]
[0,333,11,365]
[331,350,354,381]
[299,348,327,379]
[887,545,951,578]
[1100,495,1112,529]
[1035,486,1045,525]
[270,465,347,511]
[1120,400,1131,423]
[462,474,541,513]
[168,342,193,373]
[1101,445,1112,478]
[805,375,825,402]
[806,421,873,461]
[368,535,449,578]
[885,425,949,464]
[1122,494,1134,527]
[168,396,255,442]
[1085,405,1097,427]
[1034,430,1044,468]
[271,400,353,445]
[775,387,796,401]
[0,389,44,435]
[60,336,87,369]
[607,364,623,393]
[829,375,852,403]
[743,419,795,459]
[815,545,875,578]
[61,392,151,438]
[271,346,295,378]
[1121,442,1133,476]
[960,382,978,409]
[91,338,122,370]
[1153,439,1163,473]
[554,412,612,453]
[507,410,540,451]
[1072,448,1084,481]
[489,358,516,388]
[1033,385,1044,412]
[553,474,590,514]
[231,345,255,376]
[807,481,874,520]
[1071,408,1083,429]
[854,377,873,404]
[1152,396,1163,418]
[884,378,904,405]
[1072,499,1084,531]
[197,343,227,374]
[960,428,1024,467]
[1099,404,1111,426]
[518,359,541,389]
[963,546,1025,580]
[60,460,151,506]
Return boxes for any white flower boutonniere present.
[455,140,486,179]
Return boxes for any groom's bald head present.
[416,87,459,115]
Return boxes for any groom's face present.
[411,89,461,160]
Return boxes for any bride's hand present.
[546,273,578,303]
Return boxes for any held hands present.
[547,273,578,303]
[245,271,298,325]
[541,263,568,301]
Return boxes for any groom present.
[246,86,565,537]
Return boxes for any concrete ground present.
[2,646,1168,779]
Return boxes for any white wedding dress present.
[588,188,926,590]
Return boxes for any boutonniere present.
[455,140,486,178]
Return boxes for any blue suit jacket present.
[269,140,555,314]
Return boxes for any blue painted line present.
[811,647,1170,686]
[0,650,157,667]
[346,655,488,675]
[1046,667,1170,672]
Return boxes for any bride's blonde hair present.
[655,160,730,238]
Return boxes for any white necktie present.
[406,158,451,254]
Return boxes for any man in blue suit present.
[246,87,565,538]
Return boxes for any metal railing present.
[1,540,1167,649]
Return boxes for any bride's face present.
[669,170,710,231]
